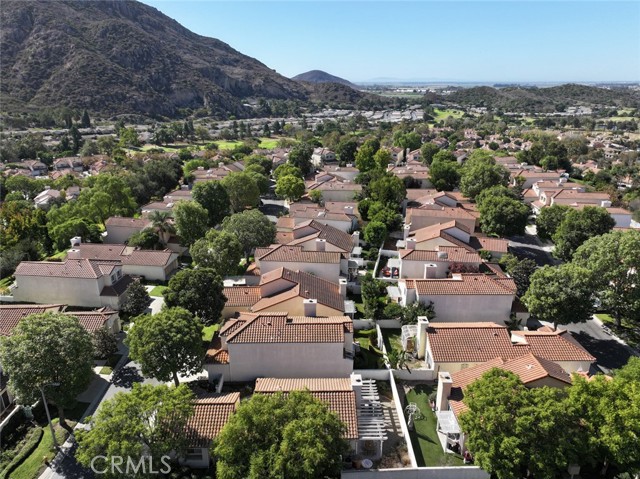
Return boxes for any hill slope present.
[444,84,640,112]
[0,0,308,118]
[292,70,357,88]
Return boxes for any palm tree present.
[148,210,175,246]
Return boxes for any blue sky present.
[140,1,640,83]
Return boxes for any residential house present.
[284,202,359,232]
[204,312,354,382]
[396,274,516,323]
[322,165,359,182]
[387,164,432,188]
[254,245,341,282]
[18,160,48,177]
[104,217,152,244]
[13,259,134,309]
[53,157,84,173]
[222,267,348,318]
[254,375,388,459]
[66,242,179,281]
[398,247,482,279]
[434,354,573,454]
[311,148,337,166]
[64,307,121,335]
[180,392,240,468]
[405,206,477,233]
[306,176,362,203]
[33,187,62,209]
[140,188,193,217]
[510,169,562,189]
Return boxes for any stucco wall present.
[122,264,171,282]
[104,225,143,244]
[227,342,352,382]
[13,275,102,307]
[256,297,343,317]
[417,294,512,323]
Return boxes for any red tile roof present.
[254,378,358,439]
[427,322,517,363]
[183,392,240,447]
[411,274,516,296]
[64,308,119,333]
[15,259,120,279]
[255,244,341,264]
[105,217,151,228]
[223,312,352,344]
[399,247,481,264]
[223,286,261,307]
[511,329,595,362]
[0,305,64,336]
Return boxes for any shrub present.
[0,427,43,479]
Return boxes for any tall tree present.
[522,263,595,329]
[553,206,616,261]
[190,229,243,277]
[364,220,387,247]
[288,142,314,176]
[273,163,302,181]
[120,280,152,319]
[126,308,204,386]
[459,154,510,200]
[214,391,348,479]
[429,157,460,191]
[368,174,406,207]
[275,174,305,202]
[148,210,176,246]
[478,195,530,237]
[336,138,358,165]
[192,181,231,226]
[163,268,226,325]
[535,204,571,241]
[355,138,380,172]
[221,172,261,213]
[499,255,538,297]
[420,142,439,166]
[76,384,194,474]
[572,230,640,326]
[221,209,276,258]
[80,109,91,128]
[172,200,209,246]
[0,313,94,430]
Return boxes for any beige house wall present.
[256,296,343,316]
[258,260,340,283]
[416,294,513,324]
[13,275,103,307]
[104,225,144,244]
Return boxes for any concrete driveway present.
[145,285,165,315]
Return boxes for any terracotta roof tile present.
[410,221,472,243]
[511,329,595,361]
[223,312,352,344]
[255,244,341,264]
[183,392,240,447]
[0,305,64,336]
[105,217,151,228]
[254,378,358,439]
[223,286,261,307]
[15,259,119,279]
[411,274,516,296]
[399,247,481,264]
[427,322,517,362]
[406,207,476,222]
[64,308,118,333]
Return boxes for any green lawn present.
[149,285,168,297]
[381,328,402,353]
[258,137,280,149]
[202,324,220,343]
[596,313,640,350]
[405,385,465,467]
[432,108,464,121]
[354,328,384,369]
[99,366,113,375]
[11,420,69,479]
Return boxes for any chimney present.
[403,224,411,240]
[424,264,437,279]
[436,372,453,412]
[339,278,348,297]
[344,205,354,215]
[406,238,416,250]
[218,162,225,168]
[303,298,317,317]
[351,231,360,247]
[600,200,612,208]
[350,373,363,405]
[315,239,326,251]
[70,236,82,248]
[451,273,463,281]
[416,316,430,359]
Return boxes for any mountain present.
[0,0,310,118]
[292,70,357,88]
[443,84,640,112]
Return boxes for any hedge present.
[0,427,43,479]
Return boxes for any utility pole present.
[39,383,60,451]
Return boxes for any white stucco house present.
[204,312,354,382]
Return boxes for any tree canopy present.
[192,181,231,226]
[172,200,209,246]
[459,153,510,200]
[221,209,276,258]
[535,204,571,241]
[126,307,205,386]
[275,174,305,202]
[478,195,530,237]
[120,280,152,319]
[213,390,348,479]
[522,263,595,328]
[190,229,243,277]
[163,268,226,325]
[221,172,261,213]
[552,206,615,261]
[76,384,195,477]
[0,313,94,428]
[429,156,460,191]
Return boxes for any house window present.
[111,274,117,283]
[117,270,122,279]
[185,449,203,461]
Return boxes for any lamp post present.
[38,383,61,451]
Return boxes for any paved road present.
[508,233,560,267]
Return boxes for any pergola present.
[355,379,388,459]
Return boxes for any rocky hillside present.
[0,0,310,118]
[292,70,357,88]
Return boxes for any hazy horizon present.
[139,1,640,84]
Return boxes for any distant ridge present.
[292,70,357,88]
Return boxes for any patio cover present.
[436,410,461,434]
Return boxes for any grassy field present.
[382,328,402,353]
[11,420,69,479]
[596,313,640,350]
[432,108,464,121]
[405,385,465,467]
[202,324,220,343]
[149,285,168,297]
